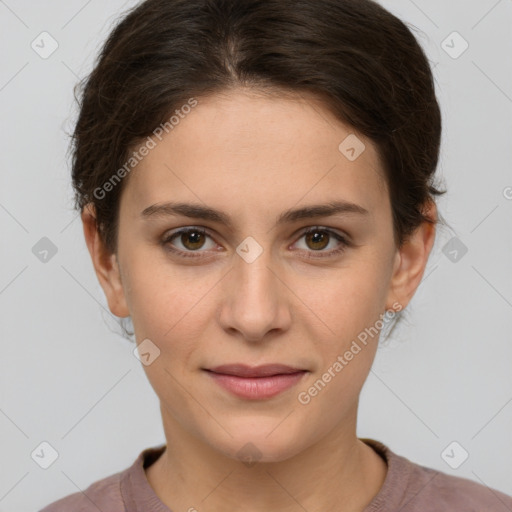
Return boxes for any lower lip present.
[205,370,307,400]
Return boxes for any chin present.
[205,420,310,465]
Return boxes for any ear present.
[385,200,437,311]
[81,203,130,318]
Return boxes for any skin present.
[82,87,436,512]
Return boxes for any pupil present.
[308,231,328,250]
[183,231,203,249]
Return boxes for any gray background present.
[0,1,511,511]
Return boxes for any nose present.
[218,247,292,342]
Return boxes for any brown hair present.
[69,0,447,339]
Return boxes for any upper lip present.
[205,364,306,378]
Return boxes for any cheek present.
[302,264,389,341]
[297,292,383,422]
[125,268,217,388]
[122,253,215,339]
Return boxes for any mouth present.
[203,364,308,400]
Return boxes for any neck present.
[146,407,387,512]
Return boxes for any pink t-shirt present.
[39,438,512,511]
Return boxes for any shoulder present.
[405,461,512,510]
[38,471,123,512]
[38,445,166,512]
[363,438,512,511]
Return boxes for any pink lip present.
[204,364,308,400]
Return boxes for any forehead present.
[122,88,388,220]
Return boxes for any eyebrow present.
[140,200,369,228]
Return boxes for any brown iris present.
[180,230,206,250]
[305,230,329,251]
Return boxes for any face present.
[84,88,435,463]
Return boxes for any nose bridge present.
[236,247,276,298]
[219,242,288,340]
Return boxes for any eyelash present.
[161,226,351,260]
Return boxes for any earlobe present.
[385,201,437,311]
[81,203,130,318]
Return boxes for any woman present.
[40,0,512,510]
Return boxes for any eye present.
[161,227,218,258]
[292,227,350,258]
[161,226,351,259]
